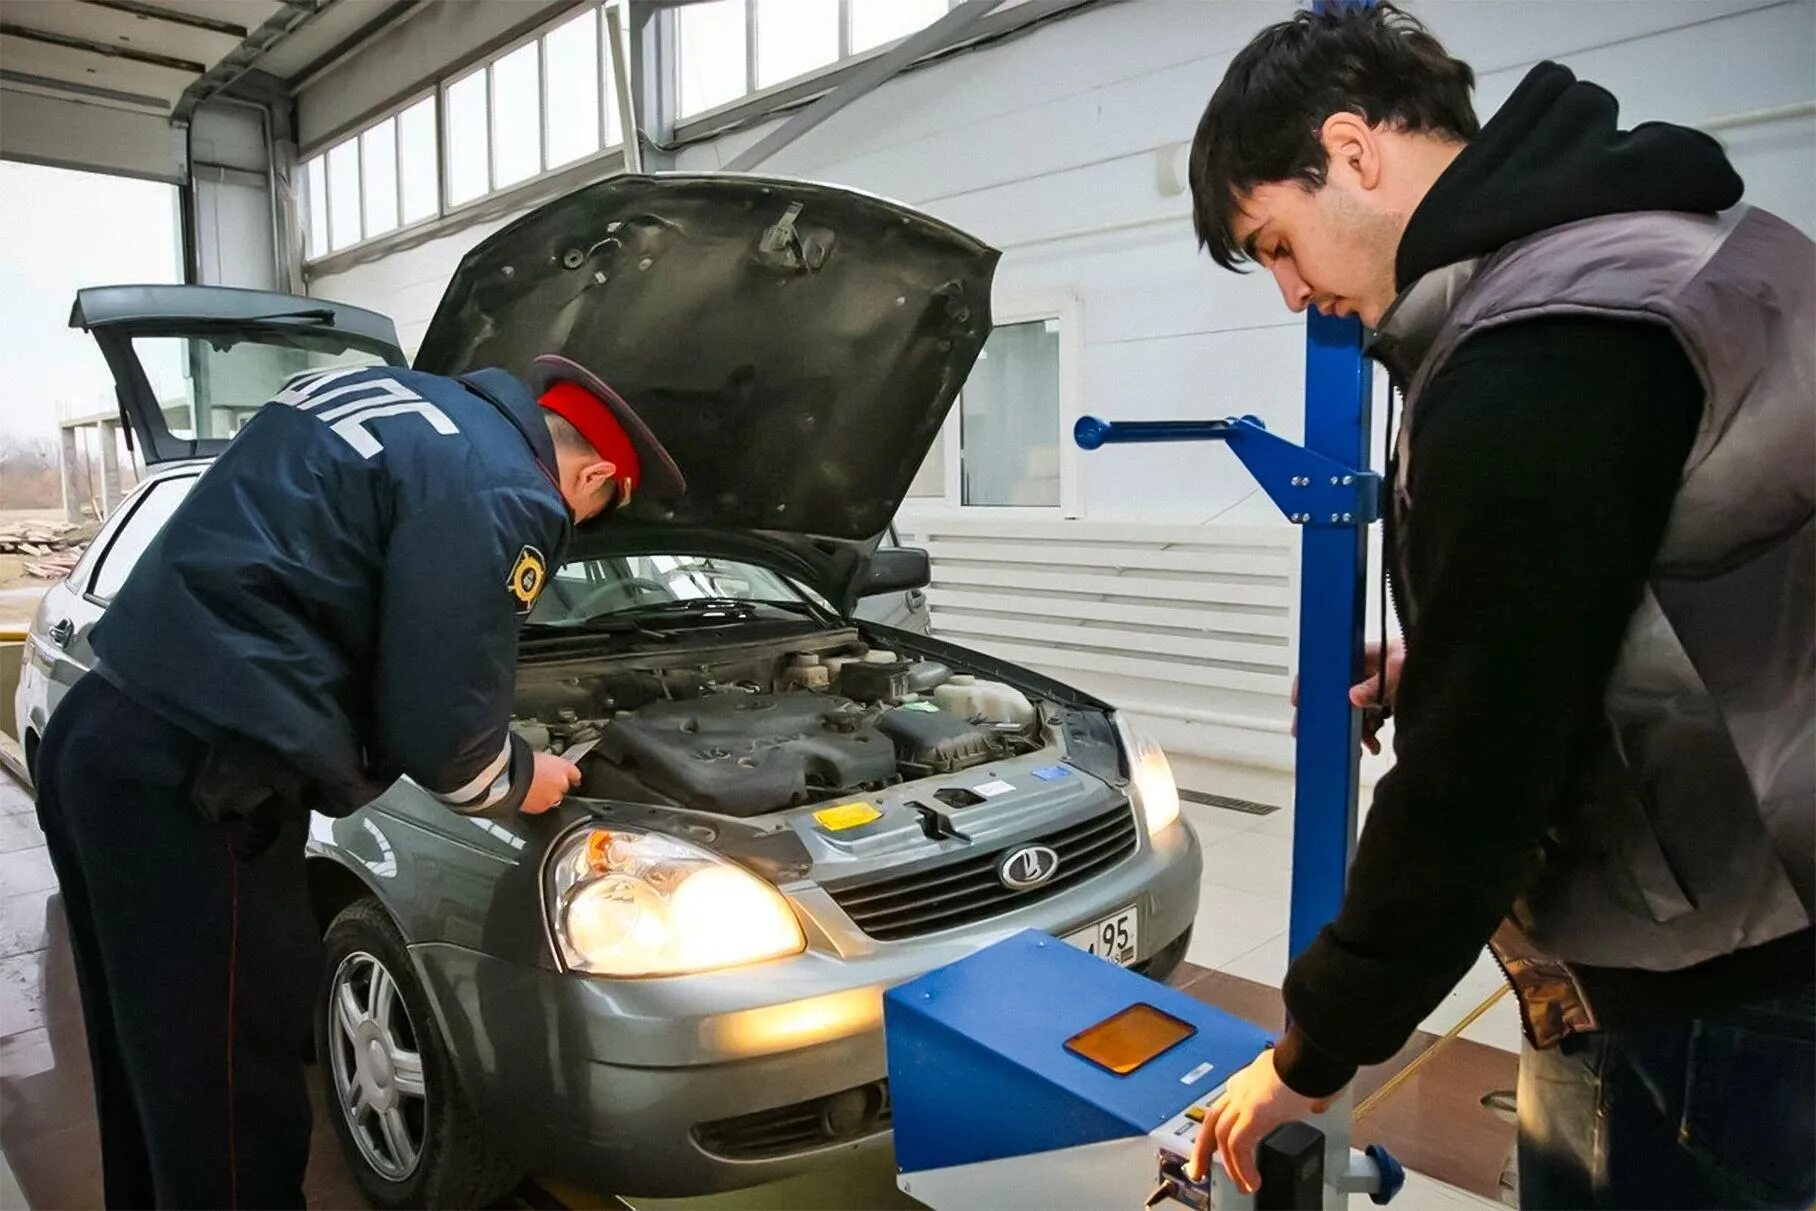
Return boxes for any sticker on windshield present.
[508,545,548,613]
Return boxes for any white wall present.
[309,0,1816,795]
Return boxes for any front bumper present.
[410,814,1202,1197]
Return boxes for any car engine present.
[510,635,1045,818]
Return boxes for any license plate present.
[1065,906,1139,967]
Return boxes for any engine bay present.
[511,630,1049,817]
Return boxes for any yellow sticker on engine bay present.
[814,802,882,831]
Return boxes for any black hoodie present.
[1272,63,1811,1099]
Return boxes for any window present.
[528,554,806,625]
[678,0,748,117]
[445,68,490,205]
[303,156,328,259]
[907,435,945,499]
[850,0,949,53]
[307,0,968,264]
[360,117,398,238]
[490,41,542,189]
[300,94,436,260]
[326,137,361,250]
[544,6,602,168]
[910,297,1079,513]
[398,97,438,224]
[90,476,198,602]
[960,320,1062,507]
[130,334,394,442]
[756,0,838,88]
[601,10,624,147]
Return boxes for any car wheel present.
[317,897,520,1209]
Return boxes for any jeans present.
[1518,982,1815,1210]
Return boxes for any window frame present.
[678,0,961,127]
[395,93,441,227]
[485,36,545,195]
[299,0,972,268]
[301,89,441,263]
[378,6,634,232]
[83,472,202,607]
[915,289,1085,520]
[357,114,401,241]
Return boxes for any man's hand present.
[1188,1051,1337,1195]
[1291,638,1405,755]
[1349,638,1405,755]
[522,752,581,815]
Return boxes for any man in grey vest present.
[1180,5,1813,1208]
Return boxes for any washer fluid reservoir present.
[932,674,1036,726]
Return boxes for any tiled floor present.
[1,772,1511,1210]
[1182,795,1524,1052]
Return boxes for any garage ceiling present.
[0,0,407,117]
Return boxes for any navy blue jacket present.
[92,366,572,817]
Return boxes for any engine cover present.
[596,693,898,817]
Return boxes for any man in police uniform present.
[31,353,684,1208]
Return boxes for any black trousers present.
[33,673,321,1209]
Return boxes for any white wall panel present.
[0,87,184,182]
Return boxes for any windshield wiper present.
[521,616,679,642]
[612,598,819,620]
[243,308,337,323]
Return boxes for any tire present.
[316,897,520,1209]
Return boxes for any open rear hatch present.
[70,284,406,464]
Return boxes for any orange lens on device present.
[1063,1003,1197,1076]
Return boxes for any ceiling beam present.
[285,0,423,94]
[77,0,248,39]
[0,66,168,110]
[0,21,207,73]
[172,0,335,121]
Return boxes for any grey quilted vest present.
[1375,205,1815,972]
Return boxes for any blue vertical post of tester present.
[1288,312,1372,958]
[1290,0,1378,962]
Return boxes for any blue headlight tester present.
[884,221,1405,1202]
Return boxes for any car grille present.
[824,803,1139,941]
[693,1080,891,1161]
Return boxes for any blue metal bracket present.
[1073,415,1379,526]
[1071,312,1375,965]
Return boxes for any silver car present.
[16,175,1202,1208]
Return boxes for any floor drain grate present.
[1179,790,1280,816]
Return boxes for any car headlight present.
[1114,715,1181,837]
[545,826,805,977]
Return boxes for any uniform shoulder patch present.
[507,545,548,612]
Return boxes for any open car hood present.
[414,173,998,609]
[70,284,406,465]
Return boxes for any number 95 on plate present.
[1063,906,1139,966]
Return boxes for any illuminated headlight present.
[545,826,805,977]
[1114,715,1181,837]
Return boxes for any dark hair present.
[1188,2,1478,270]
[543,410,593,455]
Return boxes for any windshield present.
[132,328,396,442]
[527,554,819,626]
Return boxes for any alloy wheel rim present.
[327,950,429,1181]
